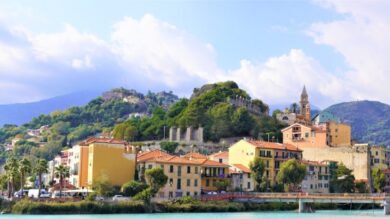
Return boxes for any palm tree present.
[54,165,70,198]
[4,157,19,199]
[34,159,48,198]
[18,158,31,197]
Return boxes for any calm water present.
[0,210,388,219]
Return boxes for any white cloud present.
[0,9,386,108]
[309,0,390,103]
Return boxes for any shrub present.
[121,181,148,197]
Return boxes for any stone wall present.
[299,145,369,180]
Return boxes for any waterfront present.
[0,210,387,219]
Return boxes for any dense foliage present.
[113,82,285,143]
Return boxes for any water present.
[0,210,387,219]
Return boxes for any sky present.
[0,0,389,108]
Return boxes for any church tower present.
[300,86,311,124]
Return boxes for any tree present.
[372,168,386,193]
[290,103,299,114]
[121,181,148,197]
[276,159,306,192]
[272,109,282,119]
[55,164,70,198]
[18,158,32,197]
[34,159,48,198]
[92,175,114,197]
[144,167,168,194]
[4,156,19,198]
[332,163,355,193]
[215,179,230,192]
[355,181,368,193]
[249,157,265,191]
[160,141,179,154]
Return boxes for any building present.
[312,111,340,125]
[282,123,328,148]
[137,150,230,198]
[68,144,89,188]
[87,138,137,187]
[370,145,388,170]
[276,111,297,125]
[169,127,204,143]
[209,151,229,164]
[301,160,330,193]
[228,139,302,185]
[137,150,202,198]
[326,122,351,147]
[384,169,390,193]
[230,164,254,192]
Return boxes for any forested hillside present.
[324,100,390,145]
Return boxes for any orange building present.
[282,123,328,148]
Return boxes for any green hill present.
[113,81,285,143]
[323,100,390,145]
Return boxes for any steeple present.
[301,85,308,98]
[300,85,311,124]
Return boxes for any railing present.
[200,192,389,201]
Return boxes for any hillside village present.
[0,82,389,203]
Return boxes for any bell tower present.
[300,86,311,123]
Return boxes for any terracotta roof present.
[383,169,390,174]
[301,160,327,166]
[231,164,251,173]
[210,151,229,159]
[183,152,208,160]
[247,140,302,152]
[137,149,171,162]
[156,156,201,165]
[199,159,230,167]
[80,137,127,146]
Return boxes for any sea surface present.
[0,210,388,219]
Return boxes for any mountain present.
[323,100,390,145]
[0,90,102,127]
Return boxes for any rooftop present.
[247,140,302,152]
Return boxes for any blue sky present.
[0,0,389,108]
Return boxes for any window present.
[266,151,271,157]
[169,192,173,198]
[266,170,269,177]
[260,150,266,157]
[194,179,198,187]
[187,179,191,187]
[177,179,181,190]
[186,192,190,196]
[275,152,279,158]
[219,158,223,163]
[247,182,251,189]
[195,167,199,174]
[178,166,182,176]
[187,166,191,174]
[170,165,174,173]
[169,178,173,186]
[266,160,269,168]
[305,132,309,138]
[206,179,210,187]
[194,192,198,196]
[148,164,153,169]
[160,164,164,169]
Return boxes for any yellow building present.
[370,145,388,170]
[86,138,136,187]
[326,122,351,147]
[229,139,302,184]
[137,150,202,198]
[69,144,89,188]
[137,150,230,197]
